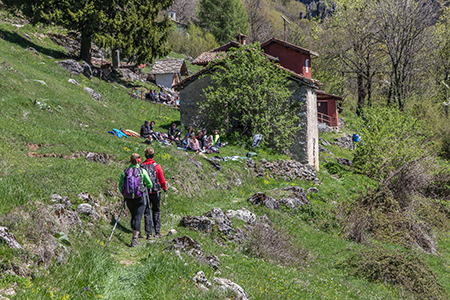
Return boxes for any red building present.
[261,37,342,130]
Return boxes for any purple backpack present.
[122,167,144,199]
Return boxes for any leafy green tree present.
[168,23,219,58]
[197,0,249,44]
[3,0,173,63]
[353,107,435,180]
[200,44,300,150]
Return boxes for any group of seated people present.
[145,90,179,106]
[140,121,226,152]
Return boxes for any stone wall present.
[178,74,319,170]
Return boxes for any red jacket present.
[142,158,167,193]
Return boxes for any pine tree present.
[3,0,173,64]
[197,0,249,44]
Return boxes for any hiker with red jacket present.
[141,147,167,239]
[119,153,152,247]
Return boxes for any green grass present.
[1,12,450,300]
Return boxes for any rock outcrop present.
[0,227,22,249]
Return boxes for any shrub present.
[338,247,446,299]
[244,222,308,267]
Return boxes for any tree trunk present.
[356,73,366,116]
[80,32,91,63]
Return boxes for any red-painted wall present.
[263,43,311,78]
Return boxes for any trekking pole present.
[108,200,126,242]
[165,191,168,234]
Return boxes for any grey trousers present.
[144,192,161,235]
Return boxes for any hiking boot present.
[155,233,162,239]
[131,237,141,247]
[146,234,154,240]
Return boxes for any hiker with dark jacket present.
[141,147,167,239]
[119,153,152,247]
[168,123,181,141]
[140,121,151,138]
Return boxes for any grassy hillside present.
[1,11,450,300]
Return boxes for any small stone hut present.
[174,65,320,170]
[151,59,188,90]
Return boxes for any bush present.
[167,24,219,59]
[338,247,446,299]
[244,222,308,267]
[353,107,436,181]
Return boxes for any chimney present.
[234,33,247,45]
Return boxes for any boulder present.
[81,62,92,79]
[57,59,83,75]
[335,157,352,166]
[204,208,234,235]
[307,187,319,194]
[76,203,100,221]
[52,204,81,229]
[118,68,140,81]
[68,78,79,86]
[180,216,215,233]
[279,186,309,206]
[320,138,331,146]
[319,144,334,156]
[213,277,249,300]
[226,208,256,225]
[248,192,279,210]
[201,254,220,270]
[333,135,353,149]
[0,227,22,249]
[228,227,249,244]
[85,152,108,165]
[192,271,212,291]
[84,87,101,101]
[171,235,204,257]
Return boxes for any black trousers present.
[145,192,161,235]
[126,197,146,232]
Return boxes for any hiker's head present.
[214,129,219,135]
[191,133,196,140]
[172,123,177,128]
[144,147,154,159]
[197,130,202,137]
[202,128,207,134]
[188,126,193,133]
[144,121,149,126]
[130,153,141,165]
[150,120,155,126]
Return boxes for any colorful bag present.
[122,167,144,199]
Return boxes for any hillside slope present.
[1,12,450,300]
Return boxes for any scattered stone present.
[192,271,212,291]
[0,227,22,249]
[84,87,101,101]
[248,192,279,210]
[57,59,83,75]
[68,78,79,86]
[171,235,204,257]
[335,157,352,166]
[228,227,249,244]
[333,135,353,149]
[205,158,222,171]
[167,229,177,236]
[320,137,331,146]
[180,215,215,233]
[81,62,92,79]
[307,187,319,194]
[279,186,309,205]
[118,68,140,81]
[24,47,39,56]
[319,144,334,156]
[0,288,15,297]
[52,204,81,229]
[248,159,317,181]
[213,277,249,300]
[201,254,220,270]
[204,208,234,235]
[51,194,63,203]
[33,80,46,85]
[85,152,108,165]
[76,203,100,221]
[226,208,256,225]
[23,33,32,41]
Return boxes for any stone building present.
[174,65,320,170]
[151,59,188,90]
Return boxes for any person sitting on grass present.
[212,129,221,146]
[140,121,151,138]
[188,133,200,151]
[182,126,194,145]
[168,123,181,141]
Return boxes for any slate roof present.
[192,41,242,65]
[151,59,188,76]
[261,37,319,58]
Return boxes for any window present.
[305,59,309,73]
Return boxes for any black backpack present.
[141,163,161,193]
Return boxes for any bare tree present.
[166,0,198,24]
[244,0,272,43]
[372,0,436,109]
